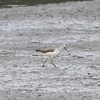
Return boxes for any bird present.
[35,43,67,67]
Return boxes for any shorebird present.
[35,44,67,67]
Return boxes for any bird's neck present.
[59,46,64,51]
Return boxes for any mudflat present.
[0,0,100,99]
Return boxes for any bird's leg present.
[42,58,48,67]
[50,57,56,68]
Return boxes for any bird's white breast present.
[43,48,61,57]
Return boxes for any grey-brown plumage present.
[35,49,54,53]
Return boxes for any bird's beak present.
[64,47,67,51]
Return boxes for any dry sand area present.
[0,0,100,99]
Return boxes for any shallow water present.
[0,0,93,5]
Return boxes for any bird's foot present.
[42,65,45,67]
[54,66,57,68]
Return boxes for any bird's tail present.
[35,49,41,52]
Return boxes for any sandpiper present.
[35,44,67,67]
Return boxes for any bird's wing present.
[35,49,54,53]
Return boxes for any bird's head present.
[60,43,67,51]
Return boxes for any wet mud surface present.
[0,0,100,99]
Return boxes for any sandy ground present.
[0,0,100,99]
